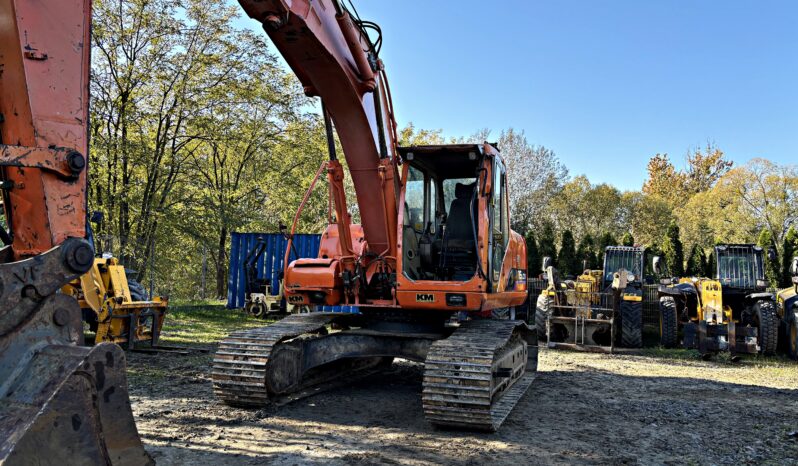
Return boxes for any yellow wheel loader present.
[654,244,778,359]
[62,255,169,349]
[776,257,798,360]
[535,246,645,352]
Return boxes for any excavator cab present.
[399,145,484,282]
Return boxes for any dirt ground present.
[126,318,798,466]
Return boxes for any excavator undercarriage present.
[213,312,537,431]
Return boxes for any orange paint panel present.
[285,258,342,291]
[395,290,484,311]
[0,0,90,257]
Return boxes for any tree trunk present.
[216,226,228,299]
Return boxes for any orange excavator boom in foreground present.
[213,0,538,431]
[0,0,151,463]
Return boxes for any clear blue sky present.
[236,0,798,191]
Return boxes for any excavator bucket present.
[0,242,153,465]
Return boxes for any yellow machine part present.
[574,270,601,307]
[63,257,169,347]
[694,278,735,324]
[776,286,796,320]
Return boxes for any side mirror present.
[541,256,553,272]
[652,256,662,275]
[767,248,777,262]
[791,257,798,276]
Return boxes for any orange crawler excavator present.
[0,0,151,464]
[212,0,537,431]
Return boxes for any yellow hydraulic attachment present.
[62,256,169,349]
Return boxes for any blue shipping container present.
[226,232,320,309]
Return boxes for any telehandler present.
[534,246,644,351]
[776,257,798,359]
[655,244,779,358]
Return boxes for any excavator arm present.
[0,1,151,463]
[239,0,400,269]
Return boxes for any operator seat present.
[446,182,477,247]
[440,182,477,279]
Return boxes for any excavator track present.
[211,313,337,407]
[422,319,537,431]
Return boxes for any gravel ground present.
[126,343,798,465]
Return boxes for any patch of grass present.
[159,302,272,346]
[127,364,170,384]
[641,347,703,361]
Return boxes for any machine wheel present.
[754,300,778,355]
[535,294,551,342]
[620,300,642,348]
[128,278,147,301]
[659,297,678,348]
[788,313,798,360]
[250,302,266,318]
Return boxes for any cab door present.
[489,157,509,291]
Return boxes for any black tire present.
[128,278,147,301]
[787,313,798,361]
[659,296,678,348]
[535,293,551,342]
[620,300,642,348]
[754,300,778,355]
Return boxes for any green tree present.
[662,222,685,277]
[706,249,717,278]
[621,232,635,247]
[782,226,798,287]
[642,145,732,205]
[642,154,683,201]
[596,232,617,266]
[623,191,674,248]
[557,230,578,277]
[758,228,781,287]
[525,233,540,276]
[548,176,623,241]
[685,244,707,277]
[537,223,558,268]
[89,0,327,298]
[576,234,597,271]
[498,129,568,235]
[397,123,444,146]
